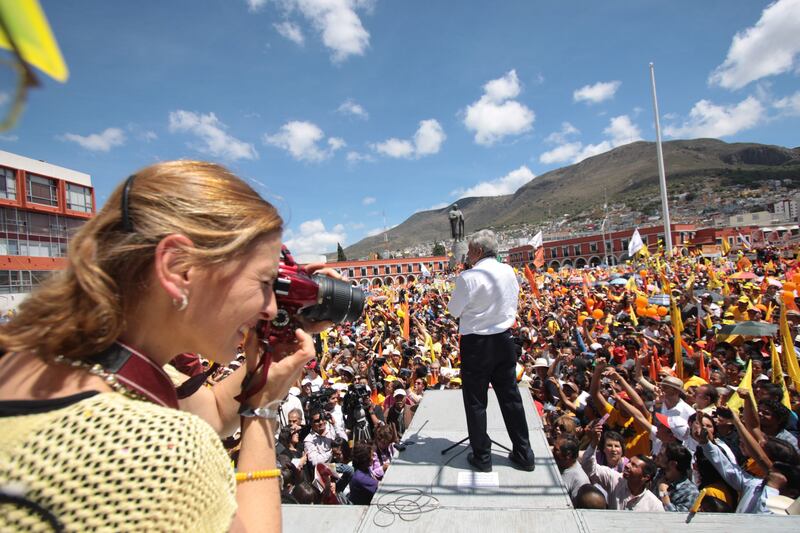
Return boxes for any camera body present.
[261,246,365,342]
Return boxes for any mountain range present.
[333,139,800,260]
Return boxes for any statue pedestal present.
[450,240,468,269]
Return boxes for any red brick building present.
[0,150,94,312]
[325,255,449,288]
[507,223,699,270]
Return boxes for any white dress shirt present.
[448,257,519,335]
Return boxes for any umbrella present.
[610,278,628,286]
[716,321,777,338]
[729,271,757,280]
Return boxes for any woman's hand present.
[242,327,315,408]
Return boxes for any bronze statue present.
[448,204,465,241]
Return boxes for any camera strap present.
[234,344,273,405]
[87,341,179,409]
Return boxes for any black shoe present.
[507,452,535,472]
[467,452,492,472]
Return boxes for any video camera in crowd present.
[307,387,336,415]
[260,246,365,342]
[342,383,372,442]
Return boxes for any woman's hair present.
[374,423,395,446]
[352,441,373,472]
[0,161,283,360]
[601,430,626,455]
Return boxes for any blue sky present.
[2,0,800,261]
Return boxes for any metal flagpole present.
[649,62,673,256]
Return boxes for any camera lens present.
[301,275,365,324]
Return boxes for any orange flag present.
[533,246,545,268]
[698,350,709,382]
[401,301,410,340]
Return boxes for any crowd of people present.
[5,159,798,533]
[212,244,800,514]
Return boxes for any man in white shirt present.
[582,442,665,512]
[447,230,535,472]
[659,376,695,422]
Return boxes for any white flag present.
[420,263,431,277]
[530,230,543,249]
[737,233,751,250]
[628,228,644,257]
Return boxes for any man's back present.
[448,257,519,335]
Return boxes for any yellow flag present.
[721,238,730,256]
[320,329,329,354]
[364,311,372,332]
[726,359,754,413]
[0,0,68,82]
[770,339,792,409]
[670,295,684,380]
[779,303,800,392]
[629,304,639,327]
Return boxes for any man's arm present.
[590,359,611,413]
[447,276,469,318]
[699,440,747,493]
[580,442,621,495]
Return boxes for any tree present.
[432,242,446,256]
[337,242,347,262]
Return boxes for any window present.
[574,245,581,256]
[360,267,367,277]
[372,266,378,276]
[406,263,412,273]
[0,166,16,200]
[562,246,569,257]
[590,243,597,252]
[0,270,51,294]
[348,268,354,278]
[66,183,92,213]
[621,239,628,250]
[437,262,443,270]
[551,248,557,258]
[26,173,58,207]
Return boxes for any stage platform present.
[283,388,800,532]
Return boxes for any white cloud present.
[283,219,346,263]
[372,138,414,158]
[337,99,368,119]
[774,91,800,115]
[59,127,126,152]
[462,70,535,146]
[168,110,257,161]
[604,115,642,146]
[413,119,446,156]
[372,119,445,158]
[263,120,344,161]
[539,114,642,165]
[366,227,384,237]
[346,151,375,163]
[545,122,579,145]
[573,80,621,104]
[663,96,766,138]
[362,196,376,205]
[451,165,535,199]
[274,21,305,45]
[246,0,267,11]
[141,131,158,142]
[277,0,371,62]
[539,142,583,165]
[709,0,800,90]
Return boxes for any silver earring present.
[173,291,188,312]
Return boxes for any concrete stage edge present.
[283,388,800,532]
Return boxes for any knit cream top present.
[0,392,236,532]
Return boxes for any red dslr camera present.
[260,246,365,343]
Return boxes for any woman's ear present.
[153,234,195,301]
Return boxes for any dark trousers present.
[460,330,533,464]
